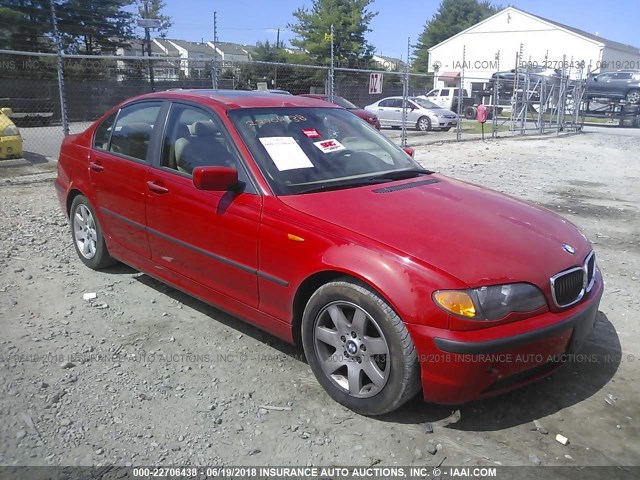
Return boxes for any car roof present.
[124,89,335,110]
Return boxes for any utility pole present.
[212,11,218,89]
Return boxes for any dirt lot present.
[0,131,639,473]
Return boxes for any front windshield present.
[228,107,422,195]
[331,96,359,109]
[411,97,439,109]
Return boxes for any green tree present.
[58,0,134,55]
[252,40,290,63]
[136,0,172,38]
[413,0,499,72]
[0,1,54,52]
[288,0,377,68]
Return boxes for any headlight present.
[0,125,19,136]
[433,283,546,321]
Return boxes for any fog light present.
[433,291,476,318]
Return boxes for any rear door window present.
[109,102,162,161]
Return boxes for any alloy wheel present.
[73,204,98,259]
[313,301,390,398]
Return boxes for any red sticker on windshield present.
[302,128,322,138]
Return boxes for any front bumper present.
[0,135,23,159]
[406,273,603,404]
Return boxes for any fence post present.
[455,45,465,141]
[401,37,410,147]
[50,0,68,136]
[328,24,334,101]
[492,50,500,138]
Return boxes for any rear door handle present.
[146,181,169,194]
[89,161,104,172]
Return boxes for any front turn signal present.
[433,291,477,318]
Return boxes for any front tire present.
[416,116,431,131]
[70,195,117,270]
[301,280,421,415]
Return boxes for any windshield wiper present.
[294,177,390,194]
[367,168,433,181]
[293,169,433,195]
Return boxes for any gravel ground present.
[0,131,639,472]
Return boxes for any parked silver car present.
[364,96,458,131]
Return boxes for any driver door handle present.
[89,161,104,172]
[147,181,169,194]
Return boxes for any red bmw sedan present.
[55,90,603,415]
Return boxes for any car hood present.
[280,175,591,287]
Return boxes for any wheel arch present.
[289,247,453,346]
[66,188,85,216]
[291,269,402,347]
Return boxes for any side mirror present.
[0,107,13,116]
[402,147,415,158]
[192,166,238,191]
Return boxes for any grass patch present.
[459,121,511,134]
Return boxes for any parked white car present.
[364,97,458,131]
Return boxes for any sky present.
[156,0,640,60]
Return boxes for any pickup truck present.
[419,88,475,114]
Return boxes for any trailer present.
[581,99,640,128]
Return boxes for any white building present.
[427,7,640,93]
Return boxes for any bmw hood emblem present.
[562,243,576,254]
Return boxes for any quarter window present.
[109,102,162,161]
[93,112,117,150]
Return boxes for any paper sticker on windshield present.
[313,139,345,153]
[259,137,314,171]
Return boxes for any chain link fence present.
[1,48,596,164]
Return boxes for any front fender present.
[258,204,463,329]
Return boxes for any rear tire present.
[464,106,477,119]
[301,279,421,415]
[626,89,640,104]
[70,195,117,270]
